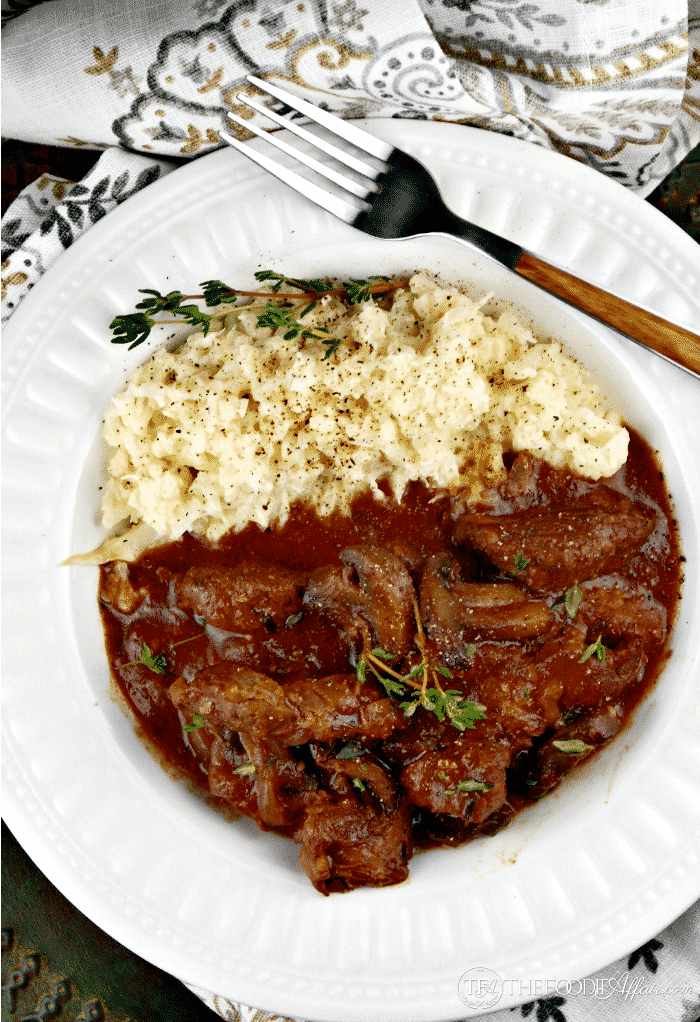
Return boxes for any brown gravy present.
[99,427,682,893]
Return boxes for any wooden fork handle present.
[514,251,700,377]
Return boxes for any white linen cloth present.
[2,1,699,1019]
[2,0,699,193]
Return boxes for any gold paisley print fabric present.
[1,0,698,192]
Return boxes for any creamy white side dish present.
[99,272,628,544]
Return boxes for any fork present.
[219,74,700,378]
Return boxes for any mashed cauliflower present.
[100,272,628,544]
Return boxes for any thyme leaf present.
[253,270,328,293]
[199,279,239,306]
[183,712,206,733]
[374,673,407,699]
[344,276,388,303]
[336,742,365,760]
[120,643,168,675]
[110,311,155,349]
[444,779,494,795]
[371,646,398,662]
[514,550,530,571]
[552,739,595,755]
[579,633,606,663]
[553,584,583,618]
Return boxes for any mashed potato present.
[100,272,628,544]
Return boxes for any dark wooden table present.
[1,138,698,1022]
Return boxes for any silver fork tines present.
[226,102,376,200]
[230,89,386,181]
[244,74,393,163]
[218,74,392,222]
[218,124,370,222]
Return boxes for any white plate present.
[2,122,700,1022]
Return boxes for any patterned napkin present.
[3,0,700,320]
[2,1,699,1020]
[2,0,699,188]
[1,149,177,321]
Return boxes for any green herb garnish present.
[553,584,583,618]
[358,601,486,733]
[344,276,389,303]
[336,742,365,760]
[199,279,239,306]
[233,762,256,777]
[370,646,398,662]
[254,270,328,293]
[552,739,595,755]
[401,688,487,732]
[444,779,493,795]
[120,643,167,675]
[564,584,583,618]
[183,712,207,733]
[579,633,606,663]
[514,550,530,571]
[110,311,156,349]
[109,273,409,354]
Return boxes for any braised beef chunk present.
[239,734,317,828]
[310,744,399,810]
[579,575,666,651]
[207,737,259,816]
[400,734,511,825]
[454,494,654,594]
[472,643,559,739]
[168,664,402,746]
[176,560,307,632]
[100,433,680,895]
[169,664,295,738]
[296,792,412,894]
[304,545,416,657]
[533,622,645,709]
[522,708,622,797]
[420,553,555,665]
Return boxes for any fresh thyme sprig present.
[120,643,168,675]
[355,603,486,733]
[109,272,408,355]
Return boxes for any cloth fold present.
[1,147,176,320]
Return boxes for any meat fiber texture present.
[101,273,628,543]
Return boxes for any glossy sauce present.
[99,427,682,883]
